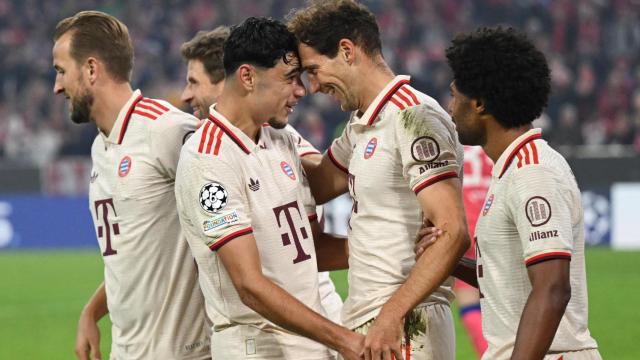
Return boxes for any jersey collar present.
[207,104,253,154]
[493,128,542,179]
[105,89,143,144]
[352,75,411,127]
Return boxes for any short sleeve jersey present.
[88,90,210,359]
[175,106,331,358]
[463,146,493,242]
[328,75,464,329]
[475,129,598,359]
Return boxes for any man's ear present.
[236,64,256,90]
[86,57,99,84]
[338,38,356,65]
[471,98,486,115]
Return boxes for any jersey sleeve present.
[283,124,321,157]
[327,115,355,173]
[150,111,199,179]
[186,156,253,251]
[394,105,462,194]
[506,166,573,266]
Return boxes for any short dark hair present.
[223,17,298,75]
[287,0,382,58]
[181,26,230,83]
[446,27,551,128]
[54,10,133,82]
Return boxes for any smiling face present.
[252,52,306,129]
[181,59,225,119]
[448,81,485,146]
[52,31,94,124]
[298,43,358,112]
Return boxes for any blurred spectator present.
[2,0,640,166]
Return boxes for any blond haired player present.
[179,27,343,325]
[175,17,362,360]
[420,26,601,360]
[288,1,470,359]
[53,11,210,360]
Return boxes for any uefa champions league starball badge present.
[199,182,228,213]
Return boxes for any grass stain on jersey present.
[400,108,433,138]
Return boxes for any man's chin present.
[267,118,288,129]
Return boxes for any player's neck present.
[358,58,395,114]
[483,123,533,163]
[215,97,261,143]
[92,82,133,137]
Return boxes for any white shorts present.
[544,349,602,360]
[349,303,455,360]
[211,324,335,360]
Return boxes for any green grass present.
[0,249,638,359]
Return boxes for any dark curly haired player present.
[425,26,601,360]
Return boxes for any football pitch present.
[0,248,638,359]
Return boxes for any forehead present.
[52,32,73,62]
[187,59,207,75]
[298,43,326,67]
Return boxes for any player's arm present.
[310,220,349,271]
[217,234,363,359]
[364,178,470,358]
[75,281,108,360]
[305,151,349,204]
[511,259,571,360]
[415,225,478,288]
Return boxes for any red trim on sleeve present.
[209,227,253,251]
[498,133,542,178]
[198,121,212,153]
[327,147,349,173]
[140,98,169,112]
[400,86,420,105]
[299,150,322,158]
[525,252,571,267]
[136,102,163,115]
[132,109,158,120]
[308,213,318,222]
[366,78,410,125]
[413,171,458,195]
[390,96,406,110]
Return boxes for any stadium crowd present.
[2,0,640,166]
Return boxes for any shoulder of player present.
[189,119,251,161]
[133,97,198,131]
[385,95,451,128]
[506,139,569,182]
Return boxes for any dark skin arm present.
[303,152,349,205]
[310,220,349,271]
[511,259,571,360]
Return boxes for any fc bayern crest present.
[199,182,228,213]
[364,137,378,159]
[411,136,440,162]
[118,156,132,177]
[482,194,495,216]
[525,196,552,226]
[280,161,296,180]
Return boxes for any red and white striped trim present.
[365,78,410,125]
[116,94,143,144]
[498,133,542,178]
[413,171,458,195]
[516,140,539,168]
[390,85,421,110]
[525,251,571,267]
[132,98,169,121]
[209,114,251,154]
[197,120,224,155]
[209,227,253,251]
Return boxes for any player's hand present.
[75,309,102,360]
[414,225,443,260]
[337,330,365,360]
[362,313,404,360]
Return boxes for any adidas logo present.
[248,178,260,191]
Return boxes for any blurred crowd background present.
[2,0,640,167]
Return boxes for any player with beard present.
[179,26,344,327]
[53,11,210,360]
[174,17,362,359]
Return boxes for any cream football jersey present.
[88,90,210,359]
[475,129,598,359]
[328,75,464,329]
[283,124,343,325]
[175,106,332,359]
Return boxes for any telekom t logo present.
[273,200,311,264]
[94,198,119,256]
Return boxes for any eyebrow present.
[284,67,302,78]
[302,64,318,72]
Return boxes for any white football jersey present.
[328,75,463,329]
[475,128,598,359]
[88,90,210,359]
[175,106,332,359]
